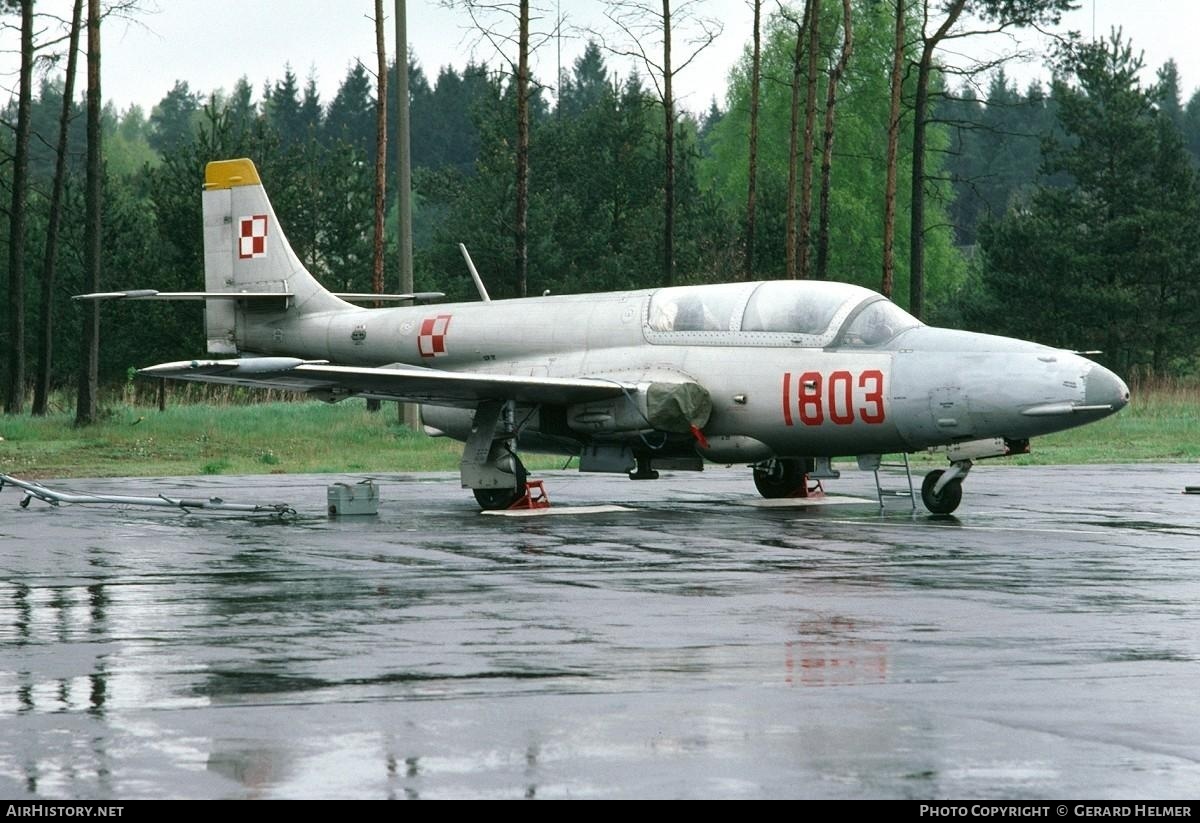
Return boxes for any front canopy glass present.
[645,280,920,347]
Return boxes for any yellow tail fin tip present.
[205,158,262,189]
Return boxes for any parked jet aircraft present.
[80,158,1130,513]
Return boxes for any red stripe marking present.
[782,372,793,427]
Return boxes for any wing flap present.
[139,358,634,407]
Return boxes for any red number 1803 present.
[782,369,885,426]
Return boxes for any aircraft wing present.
[139,357,634,407]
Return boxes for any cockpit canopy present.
[645,280,920,348]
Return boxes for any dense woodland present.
[2,0,1200,421]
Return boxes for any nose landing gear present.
[921,460,971,515]
[916,438,1026,515]
[921,469,962,514]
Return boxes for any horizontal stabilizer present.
[74,290,293,302]
[140,358,635,407]
[331,292,445,303]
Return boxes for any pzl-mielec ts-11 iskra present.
[78,158,1130,512]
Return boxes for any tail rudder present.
[202,158,342,353]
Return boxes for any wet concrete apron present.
[1,465,1198,798]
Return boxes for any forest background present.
[2,0,1198,422]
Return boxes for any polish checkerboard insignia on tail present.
[238,214,268,259]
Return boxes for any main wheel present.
[921,470,963,515]
[753,458,806,499]
[472,450,529,510]
[473,483,527,510]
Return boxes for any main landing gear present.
[462,400,531,511]
[752,457,822,499]
[472,463,527,509]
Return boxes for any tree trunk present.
[881,0,905,299]
[909,0,965,319]
[366,0,389,413]
[6,0,34,415]
[816,0,852,281]
[515,0,530,297]
[75,0,101,426]
[908,52,932,319]
[661,0,675,287]
[797,0,820,280]
[395,0,420,430]
[744,0,761,281]
[395,0,413,300]
[784,6,807,280]
[372,0,388,301]
[34,0,84,416]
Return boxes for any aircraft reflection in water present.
[81,158,1129,513]
[5,579,111,796]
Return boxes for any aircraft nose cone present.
[1085,365,1130,412]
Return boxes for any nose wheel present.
[921,468,965,515]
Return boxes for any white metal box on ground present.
[327,480,379,516]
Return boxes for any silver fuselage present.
[235,286,1129,461]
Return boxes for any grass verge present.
[0,382,1195,480]
[1,400,478,478]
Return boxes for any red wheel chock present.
[508,479,551,510]
[788,476,825,499]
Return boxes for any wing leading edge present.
[138,358,635,407]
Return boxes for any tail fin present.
[203,158,342,354]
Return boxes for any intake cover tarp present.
[646,381,712,432]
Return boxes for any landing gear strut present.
[462,400,529,510]
[628,452,659,480]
